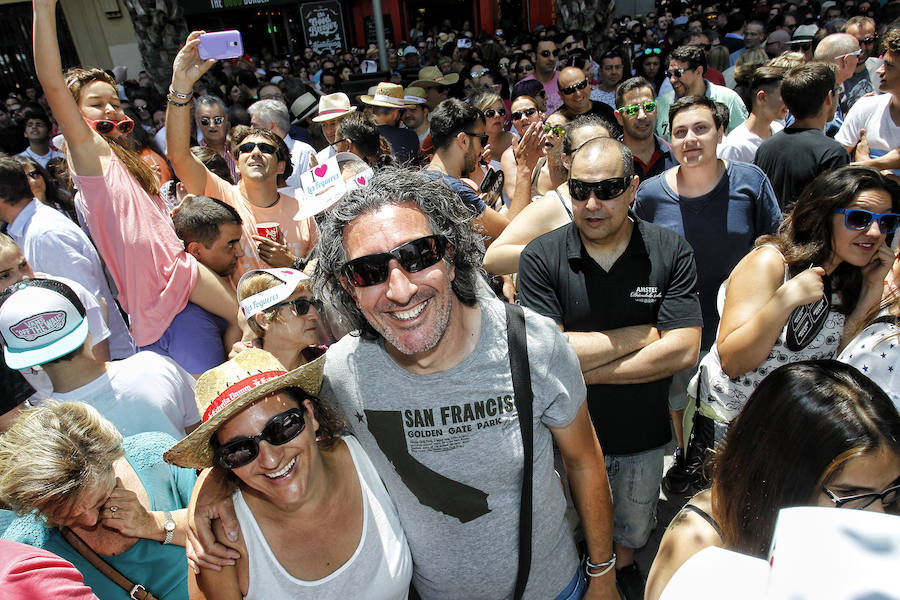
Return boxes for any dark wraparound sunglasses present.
[560,79,589,95]
[835,208,900,234]
[214,408,307,469]
[484,108,507,118]
[238,141,278,155]
[512,107,538,121]
[539,49,560,57]
[85,117,134,135]
[273,297,324,316]
[569,177,630,202]
[342,235,447,287]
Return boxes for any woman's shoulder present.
[732,244,787,280]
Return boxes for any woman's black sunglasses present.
[342,235,447,287]
[214,408,306,470]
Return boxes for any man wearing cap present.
[411,66,459,111]
[788,24,818,61]
[248,99,317,189]
[400,46,421,72]
[312,92,357,161]
[361,82,421,164]
[402,86,431,145]
[0,279,199,439]
[522,39,563,114]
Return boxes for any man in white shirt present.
[718,66,787,162]
[18,110,61,168]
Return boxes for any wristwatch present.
[162,511,176,545]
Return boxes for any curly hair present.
[312,166,484,339]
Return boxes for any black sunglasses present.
[511,107,538,121]
[862,35,877,45]
[238,141,278,155]
[214,408,307,470]
[26,169,42,179]
[835,208,900,234]
[342,235,447,287]
[823,484,900,512]
[273,297,324,316]
[199,116,225,127]
[539,49,560,57]
[560,79,589,95]
[484,108,506,118]
[569,177,630,202]
[465,131,489,145]
[514,64,535,73]
[665,68,687,78]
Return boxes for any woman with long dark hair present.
[646,360,900,599]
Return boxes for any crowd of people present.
[1,0,900,598]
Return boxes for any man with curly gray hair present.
[311,166,617,600]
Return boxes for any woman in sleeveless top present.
[33,0,238,348]
[692,165,899,426]
[164,350,412,600]
[646,360,900,600]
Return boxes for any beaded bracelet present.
[584,553,616,578]
[168,87,192,100]
[167,95,193,107]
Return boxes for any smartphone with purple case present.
[198,31,244,61]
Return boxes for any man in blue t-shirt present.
[634,95,781,493]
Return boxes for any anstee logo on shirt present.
[9,311,67,341]
[630,286,662,303]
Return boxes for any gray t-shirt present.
[320,293,585,600]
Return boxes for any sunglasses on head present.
[539,49,560,57]
[643,47,663,55]
[84,117,134,135]
[665,68,687,78]
[512,107,538,120]
[199,116,226,127]
[484,108,506,118]
[237,141,278,155]
[835,208,900,234]
[214,408,307,470]
[618,100,657,117]
[569,177,631,202]
[273,297,324,316]
[560,79,589,95]
[342,235,448,287]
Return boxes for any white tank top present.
[234,435,412,599]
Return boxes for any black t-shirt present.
[518,214,702,454]
[556,101,621,137]
[0,354,32,417]
[378,124,422,165]
[754,127,850,212]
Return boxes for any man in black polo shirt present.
[518,137,702,600]
[614,77,678,182]
[555,66,619,134]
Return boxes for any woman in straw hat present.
[165,349,412,599]
[0,401,197,599]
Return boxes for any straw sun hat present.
[360,82,415,108]
[164,349,325,470]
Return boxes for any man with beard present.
[614,77,678,182]
[424,99,511,242]
[522,38,564,113]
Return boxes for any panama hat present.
[360,82,415,108]
[312,92,357,123]
[404,86,428,105]
[411,66,459,88]
[290,92,320,122]
[164,349,325,470]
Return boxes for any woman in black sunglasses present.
[164,349,412,599]
[33,0,239,351]
[646,360,900,599]
[690,166,900,436]
[466,88,515,191]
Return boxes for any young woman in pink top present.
[32,0,238,347]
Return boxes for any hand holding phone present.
[198,30,244,61]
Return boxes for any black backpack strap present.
[505,302,533,600]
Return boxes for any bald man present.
[814,33,861,134]
[765,29,791,58]
[554,66,618,130]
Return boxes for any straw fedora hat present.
[360,82,415,108]
[312,92,357,123]
[404,86,428,105]
[164,349,325,470]
[411,66,459,88]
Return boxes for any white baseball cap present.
[0,279,89,369]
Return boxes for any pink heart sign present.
[356,176,367,185]
[314,164,328,177]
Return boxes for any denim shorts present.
[552,565,587,600]
[605,447,666,548]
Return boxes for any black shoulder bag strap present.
[505,302,533,600]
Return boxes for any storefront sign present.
[299,1,347,55]
[182,0,296,16]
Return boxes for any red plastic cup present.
[256,222,281,242]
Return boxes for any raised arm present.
[32,0,109,175]
[167,32,216,194]
[482,193,572,274]
[716,247,826,378]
